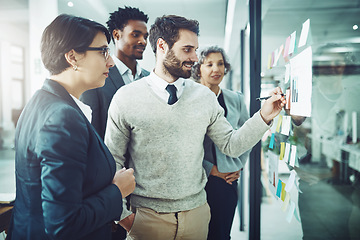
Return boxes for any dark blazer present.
[8,79,123,240]
[203,89,250,175]
[80,66,149,139]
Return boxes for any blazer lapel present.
[42,79,116,170]
[42,79,79,110]
[108,66,125,89]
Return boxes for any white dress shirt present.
[71,95,92,123]
[112,54,143,85]
[146,71,185,103]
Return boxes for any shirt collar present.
[112,54,142,77]
[216,88,222,98]
[149,71,184,91]
[70,94,92,123]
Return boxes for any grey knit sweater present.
[104,77,270,219]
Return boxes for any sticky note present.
[289,145,297,167]
[276,115,283,132]
[281,182,286,201]
[285,170,296,192]
[283,36,291,57]
[276,179,282,198]
[289,31,296,55]
[286,201,296,223]
[279,44,284,57]
[273,48,279,67]
[280,142,285,160]
[281,192,291,212]
[281,116,291,136]
[269,133,275,149]
[273,45,283,67]
[284,143,291,163]
[295,178,303,193]
[298,19,310,48]
[294,205,301,223]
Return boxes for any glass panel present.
[261,1,360,239]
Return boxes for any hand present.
[225,170,241,184]
[112,168,135,198]
[209,165,241,185]
[260,87,286,124]
[119,213,135,232]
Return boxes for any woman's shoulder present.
[222,88,244,98]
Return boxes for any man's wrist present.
[260,110,271,125]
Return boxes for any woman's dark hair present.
[192,46,231,81]
[149,15,199,54]
[107,6,149,43]
[41,14,111,75]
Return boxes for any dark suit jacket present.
[8,79,123,240]
[80,66,149,139]
[203,89,250,175]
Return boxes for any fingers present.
[124,168,134,174]
[225,171,240,184]
[112,168,136,198]
[271,86,283,96]
[119,213,135,232]
[267,93,285,105]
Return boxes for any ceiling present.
[57,0,227,47]
[0,0,359,73]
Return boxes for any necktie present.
[166,84,178,105]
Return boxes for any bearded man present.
[105,14,286,240]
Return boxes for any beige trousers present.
[127,203,211,240]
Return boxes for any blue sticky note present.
[269,133,275,149]
[276,179,282,198]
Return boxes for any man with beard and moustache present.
[80,6,149,140]
[104,15,286,240]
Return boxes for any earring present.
[73,65,78,71]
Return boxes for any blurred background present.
[1,0,360,239]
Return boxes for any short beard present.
[163,49,192,79]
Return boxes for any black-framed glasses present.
[86,47,110,60]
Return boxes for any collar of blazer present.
[42,78,110,152]
[42,79,80,110]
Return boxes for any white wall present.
[0,22,29,147]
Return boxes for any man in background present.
[80,6,149,240]
[81,6,149,139]
[105,14,286,240]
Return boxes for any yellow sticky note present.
[267,54,272,69]
[281,182,286,201]
[281,192,291,211]
[280,142,285,160]
[276,115,283,133]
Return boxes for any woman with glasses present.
[192,46,249,240]
[7,14,135,240]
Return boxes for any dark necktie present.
[212,92,228,163]
[166,84,178,105]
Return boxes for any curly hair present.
[149,15,199,54]
[107,6,148,43]
[191,46,231,81]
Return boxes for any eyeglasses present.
[86,47,111,60]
